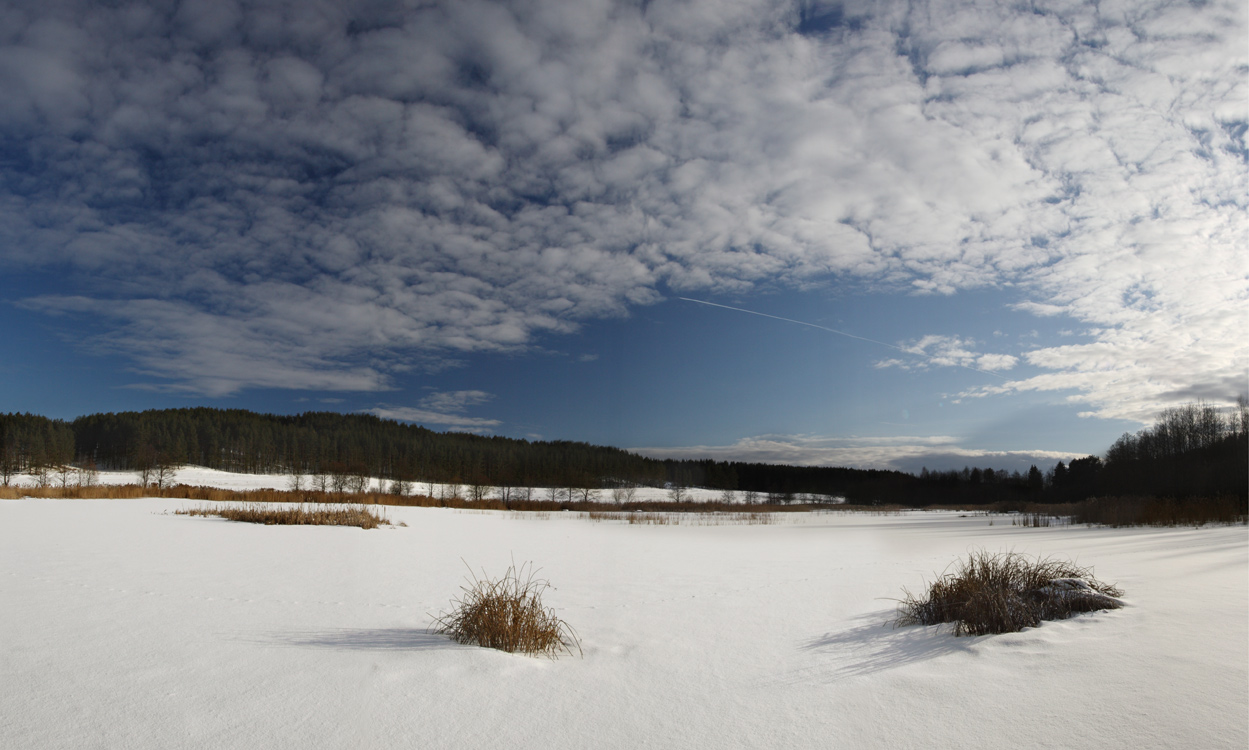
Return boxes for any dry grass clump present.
[175,502,388,529]
[431,561,581,658]
[896,550,1123,636]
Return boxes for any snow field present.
[5,465,845,504]
[1,498,1245,749]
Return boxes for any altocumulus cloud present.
[1,0,1244,415]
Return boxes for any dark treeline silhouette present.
[910,455,1113,505]
[910,399,1247,506]
[0,412,75,486]
[1100,400,1247,499]
[65,408,913,502]
[2,400,1245,506]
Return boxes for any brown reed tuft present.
[431,561,581,658]
[175,502,388,529]
[895,550,1123,636]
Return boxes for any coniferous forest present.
[1,401,1245,507]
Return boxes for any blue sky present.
[1,0,1245,473]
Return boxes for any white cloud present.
[416,390,494,414]
[0,0,1242,416]
[630,433,1084,472]
[369,390,501,432]
[875,335,1017,373]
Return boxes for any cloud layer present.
[1,0,1244,415]
[369,390,501,432]
[630,433,1084,473]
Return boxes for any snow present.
[8,464,846,504]
[2,497,1245,749]
[9,462,844,505]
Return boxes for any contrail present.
[678,297,1009,380]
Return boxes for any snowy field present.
[2,498,1245,749]
[8,464,843,504]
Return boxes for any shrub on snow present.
[895,550,1123,636]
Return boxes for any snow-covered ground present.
[8,464,845,504]
[2,498,1245,749]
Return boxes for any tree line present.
[910,399,1247,505]
[2,400,1245,505]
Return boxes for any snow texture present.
[2,497,1245,749]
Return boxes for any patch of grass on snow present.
[432,561,581,658]
[896,550,1123,636]
[175,502,389,529]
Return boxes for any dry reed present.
[896,550,1123,636]
[431,561,581,658]
[174,502,388,529]
[1072,495,1247,527]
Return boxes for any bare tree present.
[719,488,737,505]
[32,464,52,488]
[75,461,100,488]
[153,450,182,490]
[345,471,369,495]
[742,489,759,506]
[153,463,173,490]
[668,484,688,503]
[573,484,601,503]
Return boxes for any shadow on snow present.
[792,609,977,683]
[268,628,458,651]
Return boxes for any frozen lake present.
[2,498,1245,749]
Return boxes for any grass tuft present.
[895,550,1123,636]
[175,502,388,529]
[431,561,581,658]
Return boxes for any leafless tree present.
[32,464,52,488]
[75,461,100,488]
[573,485,601,503]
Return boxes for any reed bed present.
[583,510,777,526]
[1071,495,1246,527]
[174,502,388,529]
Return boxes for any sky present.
[0,0,1245,474]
